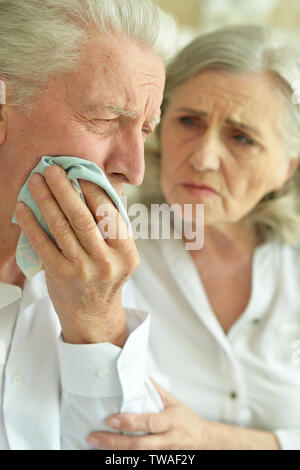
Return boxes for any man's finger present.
[87,431,173,450]
[28,172,88,260]
[15,202,66,272]
[80,180,132,249]
[43,167,107,257]
[105,410,172,434]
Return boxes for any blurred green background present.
[153,0,300,47]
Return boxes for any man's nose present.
[188,131,221,172]
[104,130,145,187]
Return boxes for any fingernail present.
[44,165,61,180]
[108,418,121,429]
[29,173,44,187]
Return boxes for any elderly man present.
[0,0,175,450]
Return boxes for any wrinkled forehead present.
[167,69,285,131]
[61,35,165,105]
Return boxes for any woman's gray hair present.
[142,24,300,245]
[0,0,177,112]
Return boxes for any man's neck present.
[0,222,25,289]
[0,258,25,289]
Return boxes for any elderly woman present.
[88,25,300,450]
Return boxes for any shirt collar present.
[0,270,48,312]
[158,237,281,347]
[0,282,22,310]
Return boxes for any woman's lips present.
[182,182,218,198]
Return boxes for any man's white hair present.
[0,0,177,112]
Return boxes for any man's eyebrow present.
[83,102,137,118]
[149,116,161,126]
[177,108,261,138]
[85,102,160,126]
[104,103,138,119]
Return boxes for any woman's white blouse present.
[123,237,300,450]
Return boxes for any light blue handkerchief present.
[12,156,131,280]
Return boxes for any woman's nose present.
[188,132,221,172]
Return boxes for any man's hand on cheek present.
[15,165,139,346]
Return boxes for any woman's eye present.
[179,116,196,127]
[233,134,255,145]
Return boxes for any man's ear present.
[0,80,7,145]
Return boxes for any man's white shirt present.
[0,271,162,450]
[2,237,300,450]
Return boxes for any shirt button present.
[97,368,109,377]
[12,374,23,386]
[252,318,260,325]
[230,391,238,400]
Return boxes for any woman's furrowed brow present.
[176,107,261,137]
[225,118,262,137]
